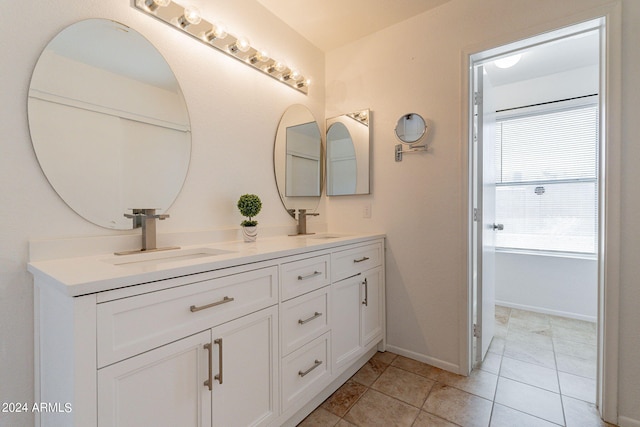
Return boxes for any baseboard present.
[619,416,640,427]
[495,300,597,323]
[385,345,461,375]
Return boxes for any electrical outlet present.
[363,204,371,219]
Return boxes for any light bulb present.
[250,49,269,64]
[283,68,300,81]
[144,0,170,11]
[274,61,287,72]
[229,36,250,54]
[178,6,201,28]
[205,23,227,42]
[236,36,251,52]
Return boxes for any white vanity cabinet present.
[30,234,385,427]
[97,330,212,427]
[331,243,384,376]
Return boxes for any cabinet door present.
[98,330,211,427]
[210,306,279,427]
[331,275,363,372]
[361,267,383,347]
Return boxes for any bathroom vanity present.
[29,233,385,427]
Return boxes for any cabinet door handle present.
[190,296,234,313]
[298,271,322,280]
[298,359,323,377]
[213,338,223,384]
[203,343,213,391]
[353,256,370,263]
[298,312,323,325]
[362,278,368,306]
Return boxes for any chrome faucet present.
[115,209,179,255]
[296,209,319,235]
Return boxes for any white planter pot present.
[242,226,257,242]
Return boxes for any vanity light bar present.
[134,0,310,94]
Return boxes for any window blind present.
[494,104,598,254]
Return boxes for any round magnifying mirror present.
[395,113,427,144]
[28,19,191,229]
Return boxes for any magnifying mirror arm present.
[395,142,428,162]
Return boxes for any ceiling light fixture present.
[133,0,310,94]
[494,53,522,69]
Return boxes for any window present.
[494,100,598,254]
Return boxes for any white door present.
[474,65,498,363]
[98,330,212,427]
[210,306,278,427]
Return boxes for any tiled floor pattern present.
[298,306,614,427]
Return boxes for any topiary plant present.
[237,194,262,227]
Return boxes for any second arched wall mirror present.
[326,109,370,196]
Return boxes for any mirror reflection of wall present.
[285,122,322,197]
[326,109,370,196]
[28,19,191,229]
[395,113,426,144]
[273,104,322,217]
[327,122,356,195]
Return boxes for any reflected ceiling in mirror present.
[326,109,370,196]
[28,19,191,229]
[274,104,322,217]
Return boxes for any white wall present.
[325,0,640,423]
[495,252,597,321]
[0,1,324,426]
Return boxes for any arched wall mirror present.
[326,109,370,196]
[28,19,191,230]
[273,104,322,217]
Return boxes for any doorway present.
[468,18,610,422]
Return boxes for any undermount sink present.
[102,247,234,267]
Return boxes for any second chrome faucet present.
[295,209,319,235]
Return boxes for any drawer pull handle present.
[203,343,213,391]
[354,256,370,263]
[298,271,322,281]
[298,312,323,325]
[190,296,234,313]
[362,278,368,306]
[298,359,323,377]
[214,338,223,384]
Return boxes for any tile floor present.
[298,306,614,427]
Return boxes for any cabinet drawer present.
[331,242,382,282]
[281,333,331,413]
[97,266,278,368]
[281,288,329,356]
[281,255,330,301]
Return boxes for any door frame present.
[459,3,622,423]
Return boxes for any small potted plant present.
[237,194,262,242]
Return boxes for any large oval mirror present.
[28,19,191,229]
[273,104,322,217]
[326,109,370,196]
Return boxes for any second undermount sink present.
[102,247,234,267]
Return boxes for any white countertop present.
[28,233,385,297]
